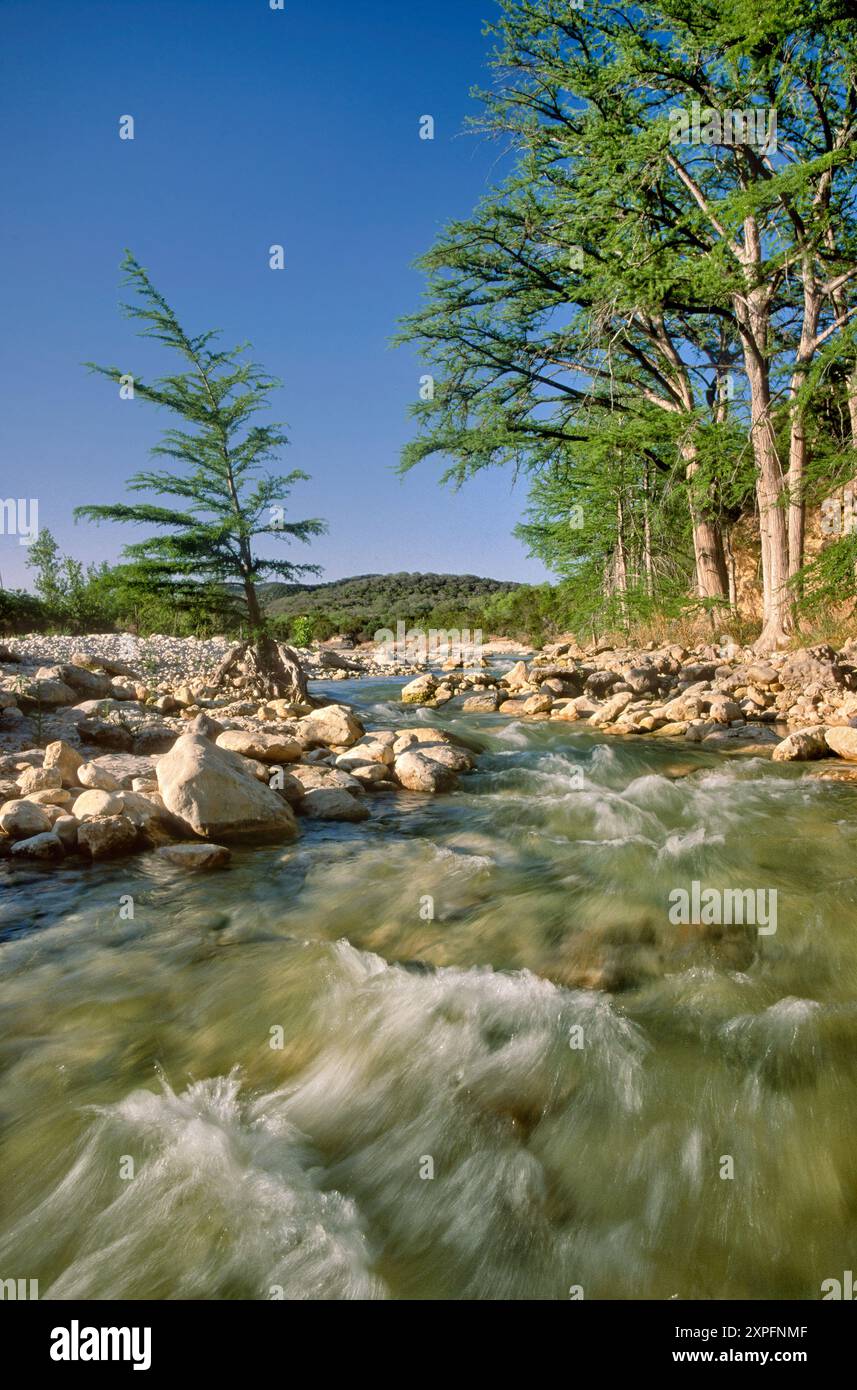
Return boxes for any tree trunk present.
[733,258,792,651]
[681,444,729,601]
[615,492,628,626]
[213,638,313,704]
[208,576,314,703]
[787,261,822,582]
[643,461,654,598]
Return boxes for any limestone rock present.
[297,704,364,748]
[53,815,79,851]
[77,762,121,792]
[184,712,224,740]
[501,661,530,692]
[156,842,232,870]
[0,799,52,838]
[462,692,501,713]
[393,750,460,793]
[518,692,554,716]
[771,726,829,762]
[401,674,437,704]
[20,678,78,707]
[71,789,126,820]
[24,787,72,806]
[77,814,139,859]
[57,664,113,698]
[286,764,362,794]
[299,788,370,821]
[43,739,84,787]
[589,692,635,728]
[156,733,298,841]
[215,730,302,762]
[18,765,62,795]
[824,726,857,761]
[10,831,64,861]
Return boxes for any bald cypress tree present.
[77,252,326,699]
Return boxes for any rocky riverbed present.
[401,634,857,771]
[0,635,480,867]
[5,628,857,870]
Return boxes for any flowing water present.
[2,676,857,1300]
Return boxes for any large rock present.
[771,726,829,762]
[462,692,501,713]
[501,661,530,692]
[25,787,72,806]
[77,762,121,792]
[286,764,363,794]
[393,750,460,793]
[331,757,389,785]
[518,692,554,716]
[53,815,79,851]
[18,765,62,795]
[297,704,364,748]
[0,800,52,838]
[215,730,302,762]
[299,788,370,822]
[57,664,114,698]
[76,718,134,752]
[704,695,743,724]
[43,739,84,787]
[156,733,298,841]
[589,692,635,728]
[184,712,224,741]
[72,789,126,820]
[118,790,177,841]
[337,732,396,766]
[824,726,857,761]
[390,728,470,758]
[72,652,141,681]
[623,666,661,695]
[400,674,437,704]
[156,842,232,870]
[88,753,157,788]
[19,678,78,707]
[10,831,64,861]
[585,670,620,697]
[132,725,178,755]
[77,814,139,859]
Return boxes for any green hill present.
[264,572,521,639]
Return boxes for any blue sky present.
[0,0,552,593]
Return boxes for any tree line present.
[398,0,857,650]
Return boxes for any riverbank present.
[402,634,857,771]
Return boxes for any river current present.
[1,676,856,1299]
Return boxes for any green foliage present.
[397,0,857,632]
[289,615,314,647]
[0,587,49,634]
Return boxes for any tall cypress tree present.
[76,252,326,698]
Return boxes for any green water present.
[2,677,856,1300]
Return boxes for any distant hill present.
[263,572,521,637]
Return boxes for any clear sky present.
[0,0,553,593]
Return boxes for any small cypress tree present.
[76,251,326,699]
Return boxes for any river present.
[2,676,856,1299]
